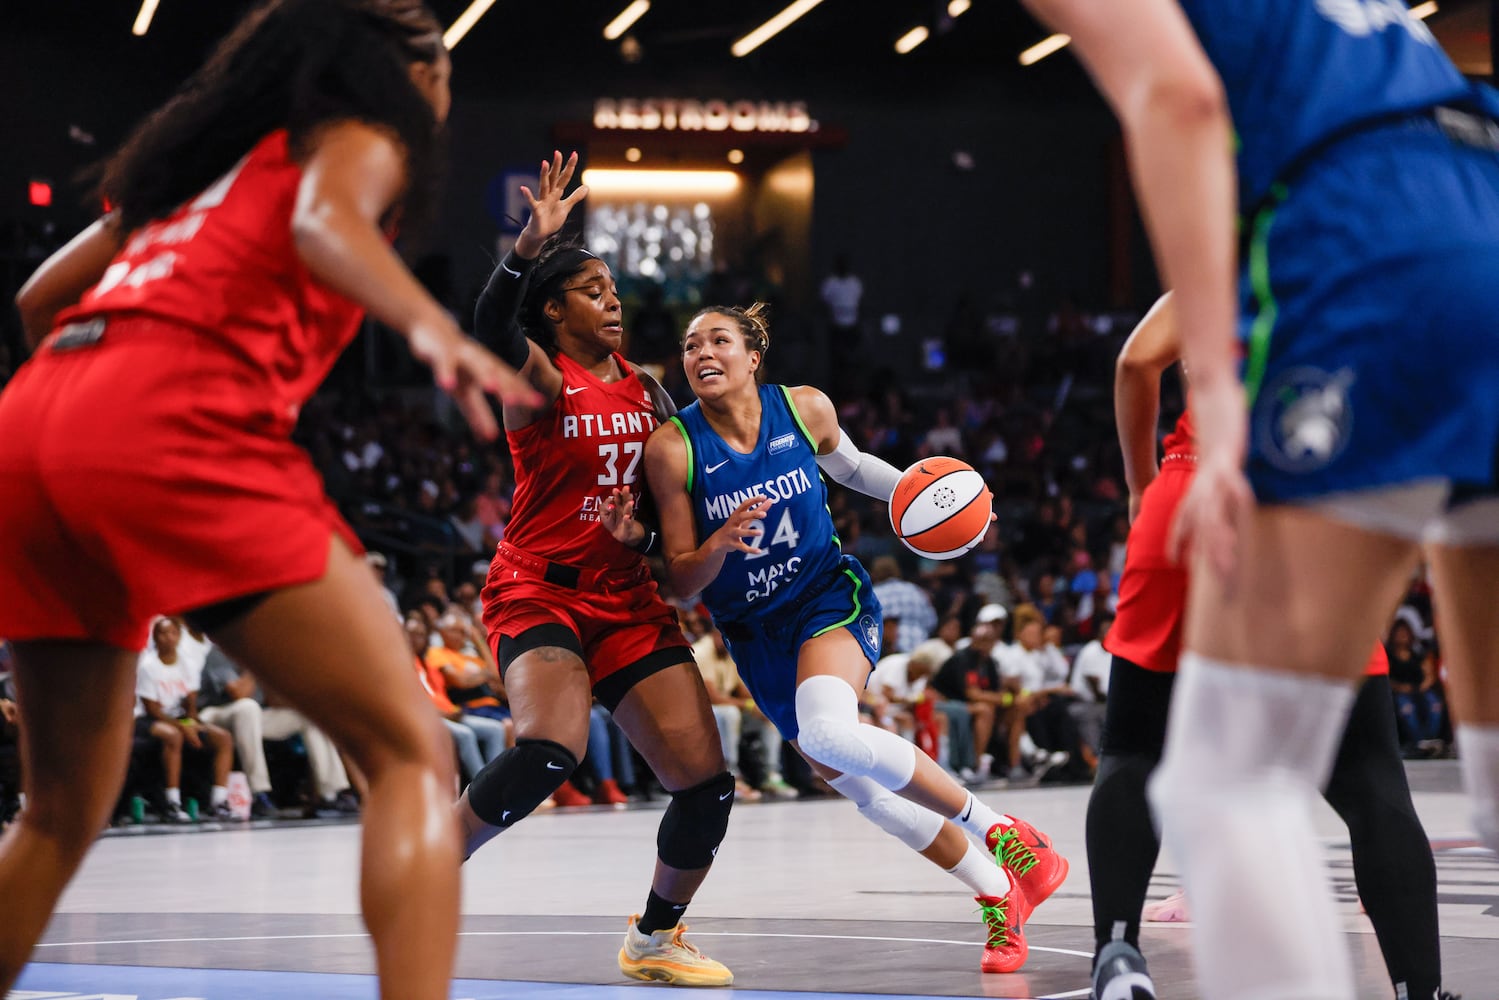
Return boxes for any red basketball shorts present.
[0,319,358,651]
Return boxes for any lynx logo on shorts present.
[1257,366,1356,473]
[768,432,799,456]
[859,614,880,653]
[1315,0,1437,44]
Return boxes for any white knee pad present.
[1457,724,1499,854]
[1149,654,1358,1000]
[829,773,943,851]
[795,674,917,790]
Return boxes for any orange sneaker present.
[977,887,1029,973]
[551,780,590,808]
[594,778,630,806]
[987,818,1069,915]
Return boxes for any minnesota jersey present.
[671,384,841,622]
[1179,0,1475,210]
[58,130,364,422]
[504,352,661,569]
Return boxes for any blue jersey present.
[670,384,842,624]
[1180,0,1474,211]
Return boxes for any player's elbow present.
[1132,67,1228,136]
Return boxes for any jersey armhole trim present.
[778,385,820,452]
[669,415,695,494]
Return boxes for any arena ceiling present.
[17,1,1493,103]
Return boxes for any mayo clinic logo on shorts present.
[859,614,880,652]
[1256,366,1356,473]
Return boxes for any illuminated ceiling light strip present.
[1410,1,1438,19]
[1019,33,1070,67]
[581,169,741,196]
[132,0,161,36]
[948,0,971,17]
[731,0,824,58]
[443,0,498,50]
[603,0,650,40]
[894,26,929,54]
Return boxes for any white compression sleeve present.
[816,428,903,502]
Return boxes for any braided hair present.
[97,0,445,235]
[690,302,772,382]
[519,236,601,355]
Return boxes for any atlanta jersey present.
[503,352,662,570]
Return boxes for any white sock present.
[211,785,229,808]
[1150,653,1357,1000]
[165,787,182,806]
[946,840,1012,898]
[948,790,1011,840]
[1457,723,1499,853]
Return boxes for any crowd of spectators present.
[0,278,1455,829]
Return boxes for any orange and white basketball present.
[888,457,993,560]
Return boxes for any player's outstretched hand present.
[520,150,588,245]
[712,496,770,555]
[602,486,645,547]
[411,317,541,441]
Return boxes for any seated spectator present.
[575,703,634,806]
[1386,620,1449,757]
[931,620,1011,780]
[1069,612,1114,768]
[870,556,938,653]
[1001,605,1085,782]
[869,642,949,768]
[199,647,357,818]
[427,610,509,721]
[405,614,510,787]
[691,627,791,799]
[134,617,234,822]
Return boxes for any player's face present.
[682,312,759,400]
[553,261,623,353]
[409,49,453,124]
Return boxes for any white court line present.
[37,928,1092,959]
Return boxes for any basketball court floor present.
[12,760,1496,1000]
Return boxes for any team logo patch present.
[768,432,799,455]
[1255,365,1356,473]
[859,614,880,652]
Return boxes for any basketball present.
[888,457,993,560]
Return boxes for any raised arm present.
[14,217,125,348]
[643,421,767,599]
[292,120,536,439]
[472,151,588,415]
[1115,292,1181,516]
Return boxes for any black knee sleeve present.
[466,738,578,828]
[657,771,734,870]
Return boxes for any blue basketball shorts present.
[1240,112,1499,510]
[716,554,883,741]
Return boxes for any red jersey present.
[57,130,363,429]
[1107,407,1386,676]
[502,352,662,570]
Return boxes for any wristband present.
[628,529,659,555]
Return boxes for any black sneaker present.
[1092,940,1157,1000]
[250,792,277,819]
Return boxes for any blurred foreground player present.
[1021,1,1499,995]
[0,2,535,997]
[1088,294,1452,1000]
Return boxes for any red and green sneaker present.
[987,818,1069,916]
[977,886,1030,973]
